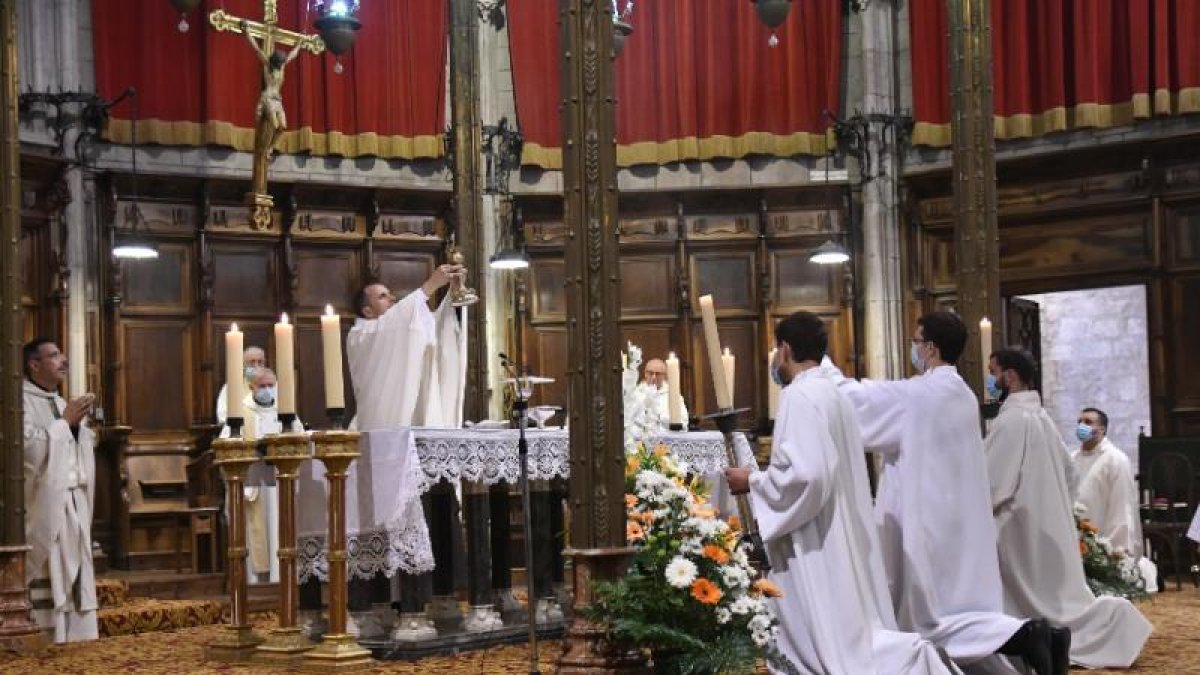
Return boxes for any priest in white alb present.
[215,345,266,424]
[219,367,304,583]
[820,312,1068,675]
[984,349,1151,669]
[1072,407,1157,591]
[348,264,467,431]
[725,312,960,675]
[22,338,98,643]
[633,357,689,430]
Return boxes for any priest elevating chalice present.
[447,246,479,307]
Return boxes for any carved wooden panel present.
[772,249,840,310]
[530,258,567,321]
[620,324,676,372]
[766,210,838,239]
[526,326,569,409]
[121,242,192,313]
[374,213,443,241]
[293,211,366,240]
[620,255,678,318]
[294,246,360,316]
[690,251,757,314]
[684,213,757,241]
[211,242,278,316]
[116,200,196,235]
[618,215,677,243]
[999,213,1152,281]
[689,319,758,426]
[373,250,435,302]
[928,235,956,290]
[1170,275,1200,408]
[526,220,566,246]
[206,203,281,235]
[1164,202,1200,268]
[120,319,192,431]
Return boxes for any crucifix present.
[208,0,325,230]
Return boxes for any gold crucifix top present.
[208,0,325,56]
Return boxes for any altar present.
[295,426,756,638]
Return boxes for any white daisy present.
[665,556,698,589]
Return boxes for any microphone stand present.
[501,355,540,675]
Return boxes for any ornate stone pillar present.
[555,0,644,671]
[0,0,43,650]
[859,1,907,379]
[948,0,1000,395]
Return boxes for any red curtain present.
[92,0,448,159]
[509,0,843,169]
[910,0,1200,146]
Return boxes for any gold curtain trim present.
[521,129,836,170]
[911,89,1200,148]
[105,118,444,160]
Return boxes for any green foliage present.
[1076,515,1148,601]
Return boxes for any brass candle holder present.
[205,435,264,662]
[257,432,315,660]
[303,429,373,671]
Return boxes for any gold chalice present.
[448,247,479,307]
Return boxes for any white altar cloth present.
[296,428,755,582]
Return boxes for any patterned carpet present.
[0,587,1195,674]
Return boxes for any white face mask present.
[910,342,927,373]
[253,386,276,407]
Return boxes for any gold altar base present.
[302,634,374,672]
[204,624,265,663]
[256,626,316,661]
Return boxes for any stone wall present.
[1019,286,1151,469]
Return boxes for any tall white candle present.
[320,304,345,409]
[225,323,244,421]
[275,313,296,415]
[980,317,993,395]
[666,352,682,426]
[722,347,736,405]
[698,295,732,410]
[768,348,780,420]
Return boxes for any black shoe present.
[998,619,1054,675]
[1050,626,1071,675]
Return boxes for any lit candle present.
[698,295,732,410]
[980,316,993,395]
[768,348,780,420]
[320,304,345,409]
[722,347,736,405]
[225,323,244,421]
[621,351,628,371]
[666,352,682,426]
[275,313,296,416]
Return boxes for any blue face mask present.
[910,342,926,373]
[244,366,259,382]
[770,363,785,387]
[1076,423,1095,443]
[985,373,1003,399]
[253,386,277,407]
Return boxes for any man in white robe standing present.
[984,349,1150,669]
[348,264,466,431]
[821,311,1068,675]
[322,264,466,636]
[22,338,98,643]
[633,358,689,430]
[1072,408,1157,591]
[725,312,960,675]
[220,367,304,583]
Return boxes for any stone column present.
[555,0,643,671]
[947,0,1000,395]
[859,1,907,379]
[0,0,42,651]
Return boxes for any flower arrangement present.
[584,442,784,674]
[1075,505,1147,600]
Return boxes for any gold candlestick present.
[257,432,315,659]
[448,246,479,307]
[303,430,373,671]
[205,437,264,662]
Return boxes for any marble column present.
[859,1,907,380]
